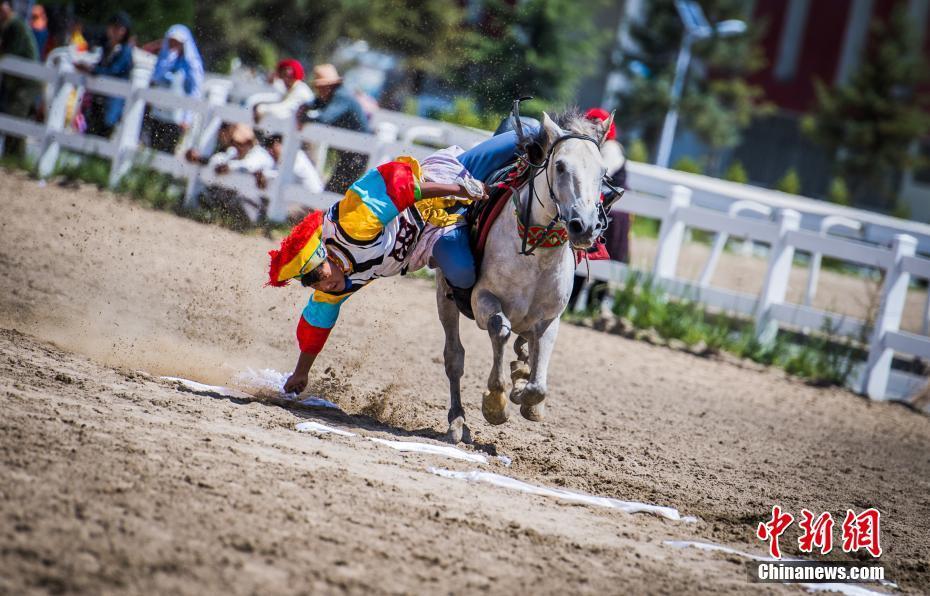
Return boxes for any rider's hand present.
[283,372,308,395]
[214,163,229,174]
[458,178,489,201]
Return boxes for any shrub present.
[827,176,850,205]
[776,168,802,195]
[672,156,703,174]
[626,138,650,163]
[592,274,860,387]
[724,160,749,184]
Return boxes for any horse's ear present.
[541,112,563,149]
[598,111,615,146]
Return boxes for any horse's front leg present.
[513,317,560,422]
[475,289,511,425]
[436,275,470,444]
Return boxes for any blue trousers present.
[431,226,475,289]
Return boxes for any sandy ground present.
[2,169,930,594]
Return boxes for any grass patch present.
[631,216,659,238]
[572,272,862,387]
[53,153,111,187]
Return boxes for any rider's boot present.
[447,284,475,320]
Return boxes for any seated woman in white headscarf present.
[143,24,204,153]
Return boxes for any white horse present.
[437,110,613,443]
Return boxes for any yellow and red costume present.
[269,158,448,355]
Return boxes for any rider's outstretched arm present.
[283,292,348,394]
[284,350,316,394]
[420,181,487,201]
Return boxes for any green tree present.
[454,0,610,113]
[802,6,930,208]
[236,0,469,77]
[64,0,194,43]
[618,0,769,173]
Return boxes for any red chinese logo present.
[757,505,794,559]
[841,508,882,558]
[756,507,882,559]
[798,509,834,555]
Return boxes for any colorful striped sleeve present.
[295,291,350,354]
[335,161,420,243]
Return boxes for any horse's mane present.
[532,107,602,147]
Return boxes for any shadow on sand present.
[164,382,503,457]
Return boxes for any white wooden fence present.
[0,55,488,222]
[581,186,930,401]
[1,55,927,402]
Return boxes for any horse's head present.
[533,110,613,249]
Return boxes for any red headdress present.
[585,107,617,141]
[267,210,327,287]
[276,58,305,81]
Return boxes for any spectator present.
[255,133,323,194]
[75,11,132,138]
[214,124,273,175]
[185,122,235,169]
[296,63,370,194]
[185,124,274,224]
[28,3,47,60]
[0,0,39,157]
[67,18,87,52]
[253,59,311,123]
[143,24,204,153]
[568,108,632,312]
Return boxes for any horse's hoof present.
[482,390,510,425]
[510,379,528,404]
[520,402,545,422]
[510,360,530,382]
[514,382,546,407]
[447,417,472,444]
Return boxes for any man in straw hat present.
[296,63,370,194]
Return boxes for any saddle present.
[466,162,528,270]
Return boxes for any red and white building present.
[587,0,930,222]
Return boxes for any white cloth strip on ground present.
[295,421,356,437]
[429,467,689,521]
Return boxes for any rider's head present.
[300,258,346,293]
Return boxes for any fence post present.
[266,117,300,222]
[863,234,917,400]
[754,208,801,344]
[803,215,862,307]
[36,63,68,178]
[653,184,691,280]
[184,85,229,208]
[108,78,147,189]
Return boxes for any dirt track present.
[2,169,930,594]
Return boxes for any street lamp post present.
[654,0,746,169]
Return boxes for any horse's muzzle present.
[567,217,600,249]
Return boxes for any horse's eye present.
[555,161,566,174]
